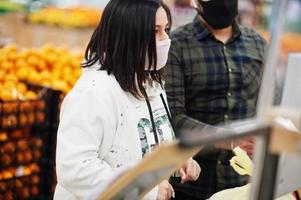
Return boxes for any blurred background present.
[0,0,300,199]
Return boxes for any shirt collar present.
[193,16,242,42]
[193,16,211,41]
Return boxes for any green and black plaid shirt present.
[165,17,266,200]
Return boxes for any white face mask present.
[145,38,171,71]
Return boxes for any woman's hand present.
[156,180,174,200]
[178,158,201,184]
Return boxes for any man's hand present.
[178,158,201,184]
[156,180,174,200]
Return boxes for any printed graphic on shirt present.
[138,108,175,157]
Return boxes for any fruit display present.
[0,72,46,129]
[0,135,43,167]
[259,31,301,62]
[0,43,83,95]
[0,99,46,130]
[28,7,102,28]
[0,43,68,199]
[0,128,43,200]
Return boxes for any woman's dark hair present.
[82,0,172,98]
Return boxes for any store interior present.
[0,0,301,199]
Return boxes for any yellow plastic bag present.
[209,184,295,200]
[209,147,296,200]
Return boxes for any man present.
[165,0,266,199]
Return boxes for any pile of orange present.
[28,7,102,28]
[0,164,40,181]
[0,46,38,101]
[0,43,83,100]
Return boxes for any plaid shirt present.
[165,17,266,200]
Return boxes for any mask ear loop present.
[191,0,198,8]
[191,0,203,16]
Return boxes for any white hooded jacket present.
[54,64,175,200]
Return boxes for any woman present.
[54,0,200,199]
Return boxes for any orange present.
[31,186,40,196]
[56,46,68,56]
[15,59,27,68]
[29,164,40,173]
[62,67,72,75]
[70,59,80,68]
[11,130,23,138]
[3,142,16,153]
[34,138,43,148]
[17,153,24,163]
[64,74,75,85]
[35,111,45,122]
[23,167,31,176]
[0,89,15,101]
[3,81,16,90]
[40,70,51,80]
[1,61,13,71]
[24,151,33,162]
[27,55,40,67]
[3,115,18,127]
[0,132,8,142]
[21,187,30,199]
[20,101,32,111]
[32,175,40,184]
[16,67,28,80]
[41,80,51,87]
[42,43,55,53]
[19,114,28,126]
[7,51,18,62]
[18,50,29,60]
[36,60,47,71]
[15,180,23,189]
[35,100,45,109]
[33,149,42,159]
[45,53,56,65]
[0,154,12,165]
[25,91,37,100]
[59,54,71,65]
[5,74,18,83]
[52,62,64,71]
[28,112,35,124]
[51,79,68,92]
[16,82,27,94]
[28,71,41,84]
[2,170,13,179]
[51,70,61,79]
[17,140,29,151]
[0,70,5,81]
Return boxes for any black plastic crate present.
[0,83,61,199]
[39,163,56,199]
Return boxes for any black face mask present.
[198,0,238,29]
